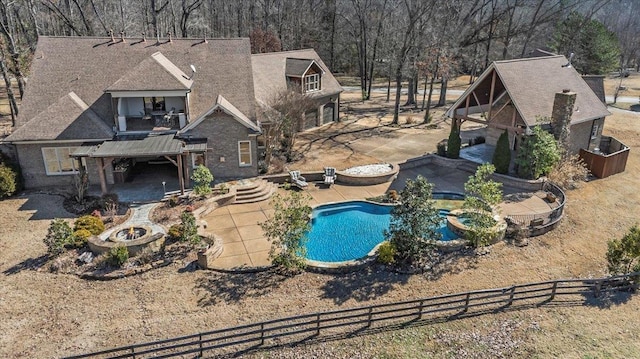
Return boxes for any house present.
[2,36,342,194]
[446,55,629,177]
[252,50,342,131]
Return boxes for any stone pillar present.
[551,89,576,151]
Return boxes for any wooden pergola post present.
[177,154,185,195]
[96,157,108,195]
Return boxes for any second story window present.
[304,73,320,92]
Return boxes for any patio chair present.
[323,167,336,186]
[289,171,308,188]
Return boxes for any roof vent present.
[562,52,574,68]
[562,89,571,93]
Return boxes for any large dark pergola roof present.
[72,134,206,158]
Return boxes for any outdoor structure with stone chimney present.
[446,55,629,178]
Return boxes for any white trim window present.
[304,73,320,92]
[238,141,252,166]
[42,147,80,175]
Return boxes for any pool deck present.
[199,182,391,269]
[198,174,554,270]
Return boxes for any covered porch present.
[73,134,206,196]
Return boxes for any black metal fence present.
[64,272,638,359]
[504,182,566,234]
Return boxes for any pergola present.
[72,134,206,195]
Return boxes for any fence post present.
[199,333,203,357]
[507,286,516,307]
[367,307,373,328]
[594,279,603,297]
[550,282,558,301]
[260,323,265,345]
[130,347,135,359]
[463,293,471,313]
[316,314,321,336]
[418,300,424,320]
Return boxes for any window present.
[304,73,320,92]
[591,123,600,139]
[42,147,80,175]
[238,141,252,166]
[191,153,205,168]
[144,97,166,112]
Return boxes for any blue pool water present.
[304,200,460,263]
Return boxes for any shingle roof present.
[466,55,609,126]
[180,94,261,133]
[90,134,184,157]
[106,52,193,91]
[6,91,113,141]
[285,58,316,77]
[252,49,342,103]
[14,36,257,137]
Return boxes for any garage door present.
[322,103,335,125]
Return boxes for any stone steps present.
[233,179,276,204]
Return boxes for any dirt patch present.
[1,92,640,358]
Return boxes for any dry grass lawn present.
[1,80,640,358]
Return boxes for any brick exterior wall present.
[16,142,103,189]
[184,111,259,180]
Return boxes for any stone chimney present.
[551,89,576,150]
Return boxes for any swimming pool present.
[304,199,461,263]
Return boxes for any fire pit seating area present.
[87,225,165,257]
[267,163,399,187]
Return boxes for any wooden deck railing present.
[63,272,638,359]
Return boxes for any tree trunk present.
[420,74,428,110]
[424,74,435,123]
[404,76,415,106]
[392,72,402,124]
[437,77,447,106]
[0,49,17,126]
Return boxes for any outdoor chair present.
[289,171,308,188]
[323,167,336,186]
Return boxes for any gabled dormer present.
[285,58,324,93]
[105,52,194,133]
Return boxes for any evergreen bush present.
[74,215,105,235]
[492,130,511,174]
[191,165,213,196]
[0,163,17,199]
[107,245,129,267]
[43,219,73,256]
[446,125,461,159]
[70,229,92,248]
[377,241,397,265]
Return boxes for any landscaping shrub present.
[386,190,399,202]
[74,215,105,235]
[474,136,486,144]
[259,187,312,272]
[107,245,129,267]
[0,163,17,199]
[70,229,92,248]
[492,130,511,174]
[377,241,397,265]
[547,153,589,190]
[167,224,183,240]
[463,164,503,247]
[436,140,447,157]
[44,219,73,256]
[515,124,560,179]
[167,194,181,208]
[191,165,213,196]
[606,225,640,277]
[446,125,461,159]
[180,211,200,244]
[385,175,440,267]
